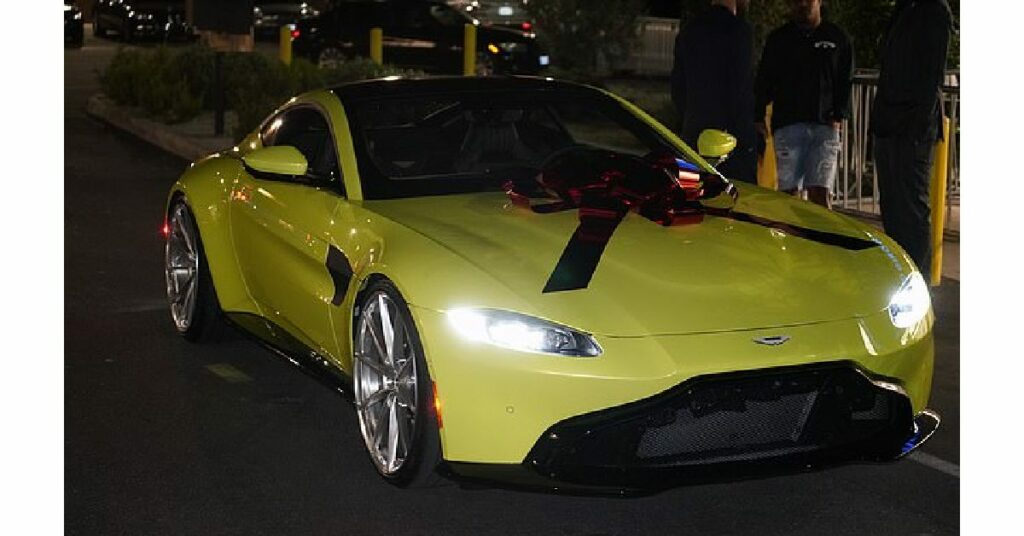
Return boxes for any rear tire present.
[353,279,443,487]
[165,200,224,343]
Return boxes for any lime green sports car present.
[164,76,938,491]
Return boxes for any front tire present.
[353,280,442,487]
[165,201,223,342]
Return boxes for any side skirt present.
[223,312,354,401]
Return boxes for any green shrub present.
[100,45,424,136]
[100,47,148,106]
[526,0,646,76]
[101,46,204,123]
[320,57,419,86]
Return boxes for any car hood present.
[364,186,910,337]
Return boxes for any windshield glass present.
[348,90,700,200]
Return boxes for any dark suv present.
[292,0,548,75]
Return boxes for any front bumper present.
[523,363,936,486]
[411,304,934,472]
[447,404,939,493]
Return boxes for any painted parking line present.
[908,451,960,478]
[205,363,253,384]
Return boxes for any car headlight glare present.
[447,308,601,357]
[888,272,931,328]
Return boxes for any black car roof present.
[329,76,600,101]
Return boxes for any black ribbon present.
[509,148,877,294]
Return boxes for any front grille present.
[526,363,913,485]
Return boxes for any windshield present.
[348,90,698,200]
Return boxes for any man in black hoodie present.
[671,0,756,183]
[872,0,953,276]
[755,0,853,208]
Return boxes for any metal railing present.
[838,70,960,235]
[605,23,962,236]
[624,16,680,76]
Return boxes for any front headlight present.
[888,272,931,328]
[74,12,82,20]
[447,308,602,357]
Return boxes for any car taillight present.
[291,29,301,40]
[521,22,532,31]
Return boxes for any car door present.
[230,105,349,361]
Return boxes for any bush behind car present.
[101,45,422,136]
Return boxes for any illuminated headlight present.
[888,272,931,328]
[447,309,602,357]
[132,12,155,20]
[74,12,82,20]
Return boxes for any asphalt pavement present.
[65,30,960,535]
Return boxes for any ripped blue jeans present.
[773,122,841,192]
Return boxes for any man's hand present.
[756,122,769,138]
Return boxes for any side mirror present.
[697,129,737,163]
[242,146,308,177]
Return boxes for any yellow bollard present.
[757,104,779,190]
[369,27,383,65]
[279,25,292,66]
[929,117,951,286]
[463,23,477,76]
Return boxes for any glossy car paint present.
[167,80,934,467]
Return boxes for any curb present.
[85,94,230,162]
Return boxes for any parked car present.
[254,1,319,40]
[292,0,548,74]
[93,0,192,42]
[456,0,536,33]
[164,76,938,491]
[64,1,84,47]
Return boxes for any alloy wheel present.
[354,291,419,476]
[164,204,199,332]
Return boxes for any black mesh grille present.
[636,390,819,460]
[526,363,913,485]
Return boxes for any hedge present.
[100,45,421,137]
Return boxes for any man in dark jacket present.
[755,0,853,208]
[671,0,756,183]
[872,0,953,276]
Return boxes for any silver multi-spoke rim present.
[354,291,418,476]
[164,204,199,332]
